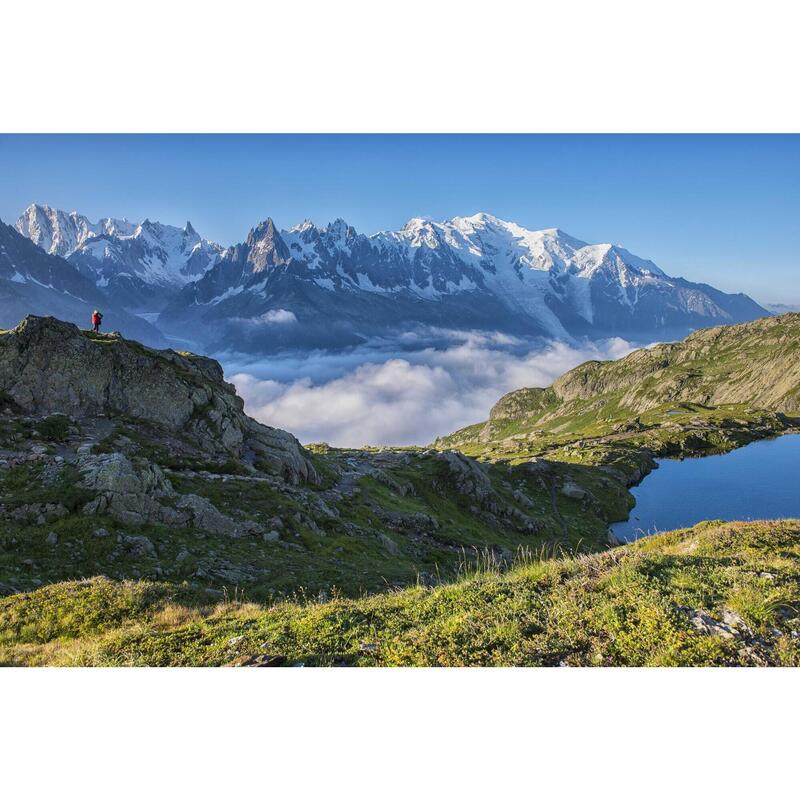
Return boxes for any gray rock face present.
[512,489,534,507]
[561,481,589,500]
[245,419,317,485]
[176,494,264,538]
[433,451,496,507]
[117,533,157,559]
[375,508,439,532]
[80,453,179,527]
[79,452,174,497]
[0,315,316,484]
[79,452,265,537]
[175,494,235,535]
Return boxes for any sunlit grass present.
[2,519,797,667]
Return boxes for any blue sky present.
[1,134,798,305]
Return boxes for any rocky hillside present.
[0,316,314,483]
[0,315,632,607]
[440,313,800,456]
[0,314,797,666]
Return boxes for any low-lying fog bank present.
[224,329,635,447]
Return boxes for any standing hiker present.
[91,309,103,333]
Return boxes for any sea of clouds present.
[224,330,634,448]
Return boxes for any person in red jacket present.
[91,309,103,332]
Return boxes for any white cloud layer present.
[227,332,634,448]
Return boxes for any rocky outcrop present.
[433,451,496,509]
[79,452,182,527]
[79,452,173,497]
[175,494,264,538]
[431,450,542,533]
[78,452,265,537]
[0,316,316,484]
[560,480,589,500]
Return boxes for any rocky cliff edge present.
[0,316,316,484]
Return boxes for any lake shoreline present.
[609,430,800,542]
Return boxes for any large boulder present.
[79,452,174,497]
[79,452,181,527]
[175,494,264,538]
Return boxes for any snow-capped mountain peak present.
[15,203,136,258]
[401,216,434,231]
[270,213,702,308]
[243,218,290,272]
[450,211,503,230]
[289,219,315,234]
[15,204,224,310]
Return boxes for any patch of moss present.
[35,414,71,443]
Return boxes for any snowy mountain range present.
[16,204,223,310]
[160,212,767,352]
[11,205,768,353]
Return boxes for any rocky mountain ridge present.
[16,204,223,311]
[160,211,767,352]
[15,205,137,257]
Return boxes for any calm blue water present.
[610,434,800,542]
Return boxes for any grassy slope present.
[438,314,800,464]
[2,519,798,666]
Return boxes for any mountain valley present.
[0,312,797,666]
